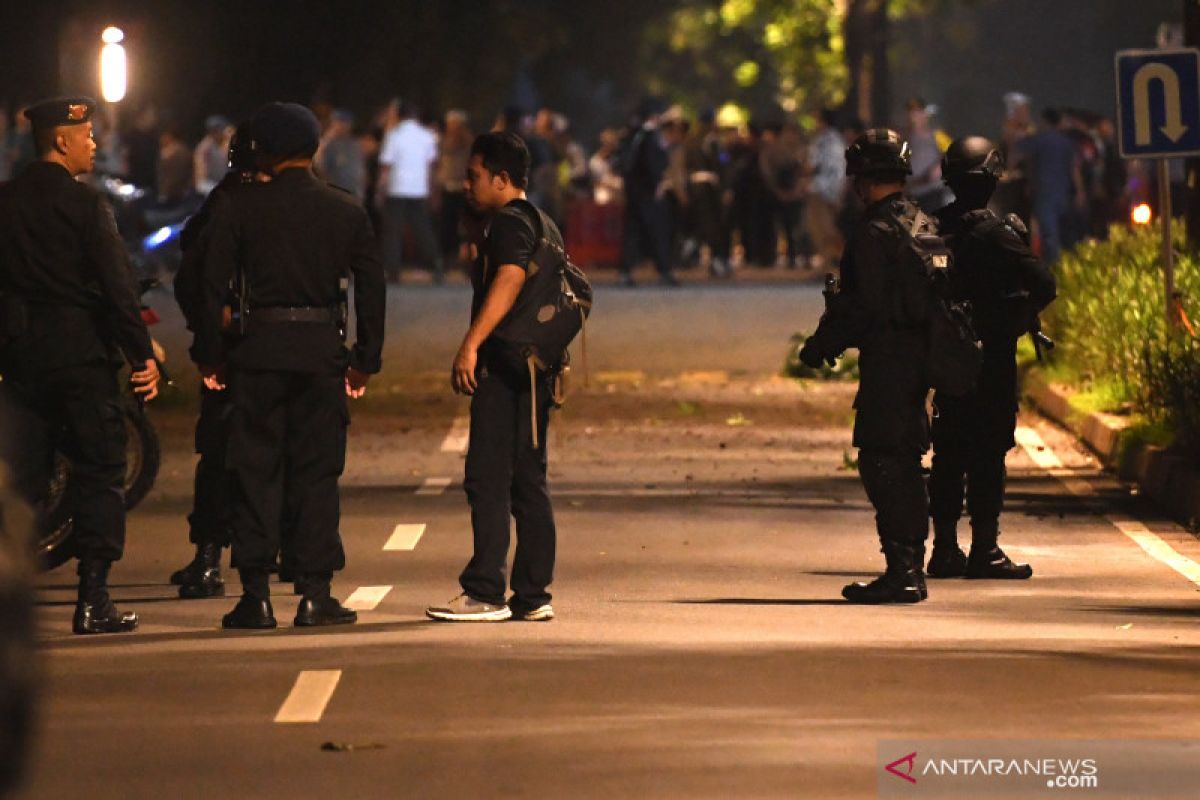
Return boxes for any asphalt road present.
[16,282,1200,799]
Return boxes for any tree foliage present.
[644,0,847,122]
[645,0,960,124]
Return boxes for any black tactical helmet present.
[941,135,1003,183]
[227,121,256,173]
[845,128,912,178]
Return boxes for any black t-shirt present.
[470,199,539,321]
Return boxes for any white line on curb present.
[344,586,393,611]
[384,523,426,551]
[1015,425,1200,589]
[440,417,469,454]
[416,477,452,496]
[275,670,341,724]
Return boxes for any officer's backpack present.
[489,201,594,446]
[894,208,982,396]
[957,208,1039,340]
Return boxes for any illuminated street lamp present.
[1131,203,1153,226]
[100,26,127,103]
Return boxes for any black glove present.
[798,339,826,369]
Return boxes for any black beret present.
[250,102,321,161]
[24,96,96,128]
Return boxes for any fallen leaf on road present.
[1116,623,1133,630]
[725,413,751,427]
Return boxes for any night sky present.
[0,0,1185,145]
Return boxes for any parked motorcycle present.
[93,174,198,278]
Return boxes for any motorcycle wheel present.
[36,403,162,571]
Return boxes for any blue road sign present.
[1116,48,1200,158]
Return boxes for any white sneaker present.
[425,593,512,622]
[515,603,554,622]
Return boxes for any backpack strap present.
[527,353,540,449]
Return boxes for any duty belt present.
[248,306,337,324]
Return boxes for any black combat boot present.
[913,541,929,600]
[926,521,968,578]
[178,542,225,599]
[294,572,357,627]
[842,541,926,605]
[221,569,277,629]
[169,545,206,586]
[73,560,139,635]
[966,544,1033,580]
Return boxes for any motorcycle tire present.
[36,403,161,572]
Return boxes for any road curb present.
[1024,371,1200,528]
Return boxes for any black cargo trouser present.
[188,385,232,547]
[459,356,556,609]
[225,369,347,574]
[858,450,929,550]
[0,362,127,562]
[928,388,1017,542]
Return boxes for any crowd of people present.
[0,90,1145,285]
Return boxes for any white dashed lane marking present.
[440,417,470,454]
[274,670,342,724]
[384,523,426,551]
[416,477,453,496]
[343,586,393,611]
[1015,426,1200,588]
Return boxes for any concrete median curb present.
[1024,371,1200,529]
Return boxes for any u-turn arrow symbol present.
[1134,62,1189,145]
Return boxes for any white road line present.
[440,416,470,453]
[1014,426,1093,496]
[1015,425,1200,589]
[274,670,341,724]
[384,523,426,551]
[1108,518,1200,586]
[344,586,393,611]
[416,476,453,496]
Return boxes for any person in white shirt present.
[376,102,443,283]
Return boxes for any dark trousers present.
[459,360,556,608]
[619,194,674,278]
[226,369,347,574]
[382,197,443,278]
[775,199,809,261]
[0,362,127,562]
[928,391,1015,544]
[438,190,468,260]
[189,385,232,547]
[858,450,929,549]
[688,183,730,260]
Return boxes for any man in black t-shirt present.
[426,131,558,623]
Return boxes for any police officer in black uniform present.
[193,102,385,629]
[0,97,161,634]
[170,122,260,598]
[927,137,1057,579]
[798,129,932,605]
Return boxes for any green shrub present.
[1142,336,1200,459]
[1044,222,1200,459]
